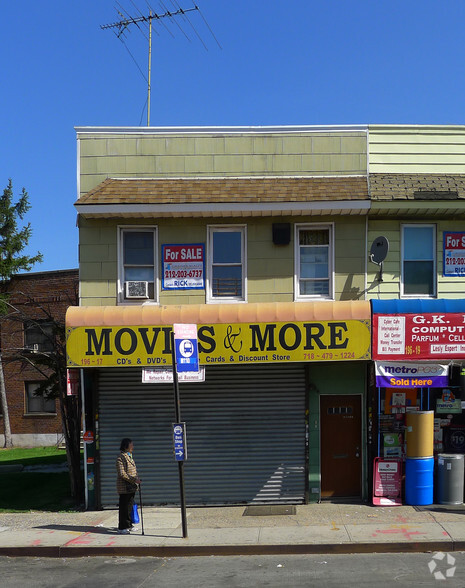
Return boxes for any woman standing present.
[116,438,140,534]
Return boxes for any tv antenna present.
[369,236,389,282]
[101,3,220,126]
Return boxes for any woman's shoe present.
[117,528,130,534]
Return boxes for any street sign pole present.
[171,330,188,539]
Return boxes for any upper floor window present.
[401,224,436,297]
[295,224,333,299]
[25,382,55,414]
[24,320,54,353]
[207,226,246,302]
[119,227,157,303]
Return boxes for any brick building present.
[0,269,78,447]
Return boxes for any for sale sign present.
[444,232,465,276]
[162,244,204,290]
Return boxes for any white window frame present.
[401,223,437,298]
[207,224,247,303]
[118,226,158,305]
[294,223,335,301]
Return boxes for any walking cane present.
[138,484,145,535]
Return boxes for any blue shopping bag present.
[131,503,140,524]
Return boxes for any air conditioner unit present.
[125,281,149,299]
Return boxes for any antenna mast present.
[101,5,199,126]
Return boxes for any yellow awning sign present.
[66,319,371,368]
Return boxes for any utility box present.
[437,454,464,505]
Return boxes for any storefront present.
[372,300,465,462]
[66,301,371,508]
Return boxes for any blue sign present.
[175,337,199,373]
[173,422,187,461]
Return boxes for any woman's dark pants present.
[118,493,135,530]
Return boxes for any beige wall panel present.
[78,130,368,194]
[310,136,342,154]
[136,137,171,155]
[372,143,465,155]
[248,258,293,278]
[159,291,205,305]
[251,136,285,155]
[80,262,107,281]
[80,139,109,157]
[270,154,302,173]
[369,126,465,173]
[164,137,196,156]
[184,155,215,174]
[369,128,465,144]
[222,136,255,155]
[80,157,100,175]
[281,136,313,154]
[194,137,225,155]
[79,244,112,264]
[250,242,293,260]
[159,223,206,242]
[80,174,110,196]
[335,258,365,273]
[340,136,368,154]
[79,226,103,246]
[271,277,294,293]
[94,155,129,175]
[372,164,465,174]
[100,261,117,280]
[211,154,246,174]
[105,138,139,156]
[80,298,111,307]
[248,292,292,303]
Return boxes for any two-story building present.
[68,125,372,508]
[366,126,465,467]
[68,124,465,509]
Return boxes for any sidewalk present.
[0,503,464,557]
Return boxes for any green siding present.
[78,129,368,196]
[79,216,366,306]
[369,125,465,173]
[367,219,465,299]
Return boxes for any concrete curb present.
[0,541,464,558]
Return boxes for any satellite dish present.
[370,236,389,265]
[369,236,389,282]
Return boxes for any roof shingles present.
[76,176,369,206]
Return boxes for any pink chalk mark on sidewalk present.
[64,532,95,546]
[31,540,42,546]
[371,527,424,541]
[106,538,117,546]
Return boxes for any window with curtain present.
[296,225,332,298]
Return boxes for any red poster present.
[374,312,465,360]
[373,458,402,506]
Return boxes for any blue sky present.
[1,1,465,272]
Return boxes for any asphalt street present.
[1,553,465,587]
